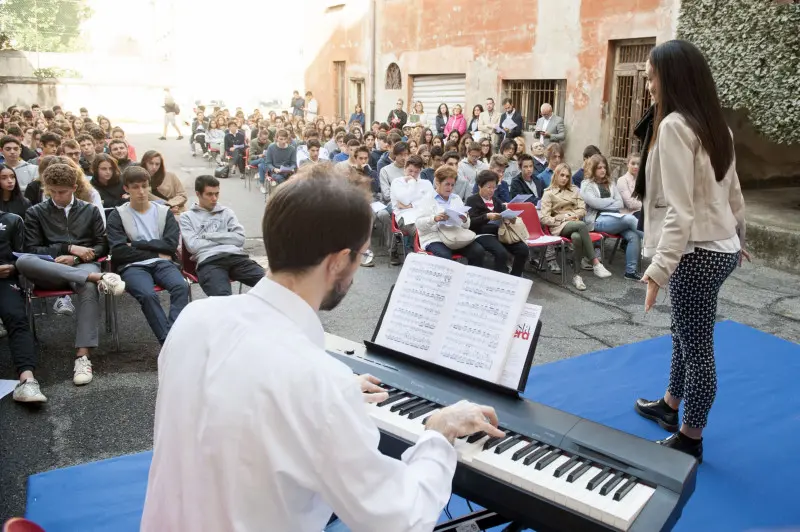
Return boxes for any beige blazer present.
[149,171,188,213]
[540,185,586,236]
[643,112,746,287]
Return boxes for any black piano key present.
[385,389,403,397]
[494,435,523,454]
[408,404,438,420]
[586,467,612,491]
[553,455,581,478]
[466,432,486,444]
[613,477,638,502]
[390,397,420,412]
[566,462,592,483]
[534,450,561,470]
[396,398,428,416]
[511,441,539,461]
[483,435,508,451]
[402,401,433,418]
[377,393,408,408]
[599,472,625,496]
[523,445,551,466]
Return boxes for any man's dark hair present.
[195,174,220,193]
[467,142,482,153]
[88,127,105,142]
[6,125,22,137]
[364,131,375,141]
[76,133,93,144]
[275,128,289,139]
[354,145,370,158]
[108,138,128,150]
[121,165,151,187]
[377,132,388,142]
[502,98,513,106]
[442,150,460,164]
[0,135,20,149]
[405,155,424,170]
[379,122,390,131]
[40,132,61,146]
[52,105,62,113]
[227,120,238,128]
[42,110,55,120]
[582,145,601,160]
[476,169,499,188]
[263,166,372,274]
[42,163,78,188]
[343,133,356,144]
[392,142,409,157]
[306,139,321,149]
[79,107,88,113]
[304,128,318,139]
[346,139,360,149]
[517,153,534,166]
[111,126,125,136]
[387,132,402,145]
[371,121,380,127]
[430,145,444,158]
[334,127,346,135]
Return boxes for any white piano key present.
[611,483,656,531]
[471,440,530,485]
[564,465,603,517]
[453,434,491,462]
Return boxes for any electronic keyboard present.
[325,334,697,532]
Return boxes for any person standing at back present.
[633,40,749,462]
[160,88,183,141]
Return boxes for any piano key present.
[599,472,625,496]
[466,432,486,444]
[611,483,656,530]
[613,477,638,502]
[553,455,581,478]
[586,467,612,491]
[377,393,409,407]
[396,398,429,416]
[483,435,508,451]
[566,462,592,483]
[389,397,422,412]
[534,450,561,470]
[494,435,523,454]
[453,433,491,462]
[523,445,551,466]
[511,441,539,461]
[407,403,437,420]
[563,465,604,516]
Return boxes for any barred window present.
[502,80,566,130]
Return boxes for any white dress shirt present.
[390,176,435,225]
[141,278,457,532]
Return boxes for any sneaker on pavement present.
[159,136,166,140]
[390,252,401,266]
[98,273,126,296]
[0,320,6,338]
[13,379,47,403]
[548,260,562,274]
[572,274,586,291]
[53,295,75,316]
[625,271,643,281]
[73,356,93,385]
[360,250,375,267]
[593,262,612,278]
[176,135,184,140]
[580,257,594,271]
[260,184,267,194]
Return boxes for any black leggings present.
[0,277,37,376]
[426,241,485,267]
[667,247,739,428]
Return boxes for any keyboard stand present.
[433,509,524,531]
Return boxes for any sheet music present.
[498,304,542,389]
[374,253,461,359]
[438,268,532,382]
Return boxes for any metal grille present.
[630,73,653,155]
[503,79,566,130]
[618,43,651,65]
[611,74,635,158]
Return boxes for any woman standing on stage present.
[633,40,749,462]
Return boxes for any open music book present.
[373,253,541,390]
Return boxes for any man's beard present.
[319,276,353,311]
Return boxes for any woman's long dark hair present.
[649,40,733,182]
[0,163,23,202]
[140,149,166,190]
[91,153,121,187]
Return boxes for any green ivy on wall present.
[677,0,800,145]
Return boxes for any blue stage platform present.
[26,321,800,531]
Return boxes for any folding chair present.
[3,518,45,532]
[207,143,221,167]
[390,213,409,266]
[509,203,569,286]
[413,232,464,262]
[243,147,253,191]
[179,240,243,296]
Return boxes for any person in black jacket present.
[499,98,524,140]
[387,99,408,130]
[16,163,125,386]
[0,163,32,218]
[106,166,188,345]
[0,209,45,403]
[509,154,545,205]
[466,170,529,277]
[632,104,655,232]
[91,154,127,208]
[223,120,247,175]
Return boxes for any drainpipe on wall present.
[368,0,377,125]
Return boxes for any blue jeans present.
[121,261,190,344]
[250,157,266,183]
[593,214,643,274]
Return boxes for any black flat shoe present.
[634,398,679,432]
[658,432,703,463]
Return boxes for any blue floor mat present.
[27,321,800,531]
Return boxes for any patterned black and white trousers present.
[667,247,739,428]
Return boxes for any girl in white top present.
[616,153,642,215]
[633,40,749,463]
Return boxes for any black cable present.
[466,500,474,512]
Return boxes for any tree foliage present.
[0,0,92,53]
[678,0,800,145]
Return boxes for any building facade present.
[303,0,680,174]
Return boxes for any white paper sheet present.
[0,379,17,400]
[501,209,523,219]
[527,235,564,245]
[598,212,625,218]
[508,194,532,204]
[370,201,388,214]
[498,304,542,389]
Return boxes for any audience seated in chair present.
[264,129,297,188]
[105,166,189,345]
[16,162,125,386]
[91,154,128,208]
[466,170,529,276]
[179,175,265,296]
[141,150,188,215]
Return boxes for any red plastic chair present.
[596,232,621,264]
[413,232,465,262]
[3,518,45,532]
[179,240,242,296]
[509,203,568,285]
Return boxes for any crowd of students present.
[0,104,265,404]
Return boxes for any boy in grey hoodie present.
[179,175,265,296]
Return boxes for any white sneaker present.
[360,249,375,267]
[53,295,75,316]
[13,378,47,403]
[548,260,562,274]
[0,320,6,338]
[98,273,126,296]
[593,262,612,278]
[572,274,587,291]
[260,184,267,194]
[580,257,594,271]
[73,356,93,385]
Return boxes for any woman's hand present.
[434,213,447,223]
[487,213,502,221]
[739,249,752,266]
[641,274,659,312]
[355,374,389,404]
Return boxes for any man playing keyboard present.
[141,164,503,532]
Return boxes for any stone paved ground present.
[1,128,798,520]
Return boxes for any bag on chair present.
[498,218,530,244]
[214,164,230,179]
[439,225,476,249]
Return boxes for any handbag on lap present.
[438,225,477,249]
[498,218,529,244]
